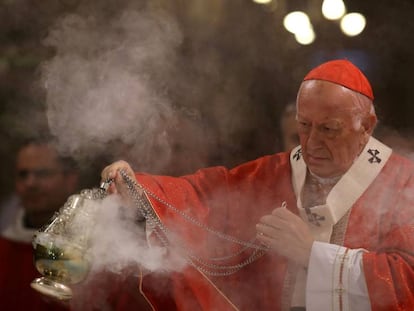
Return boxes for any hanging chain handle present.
[116,169,287,276]
[119,170,269,250]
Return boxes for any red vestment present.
[135,150,414,310]
[0,236,69,311]
[0,233,151,310]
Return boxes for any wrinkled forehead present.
[296,80,363,121]
[298,80,362,109]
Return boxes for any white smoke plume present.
[67,193,187,310]
[36,2,286,307]
[41,5,183,171]
[87,195,187,274]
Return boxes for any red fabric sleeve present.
[359,155,414,311]
[134,154,296,310]
[363,226,414,310]
[0,237,70,311]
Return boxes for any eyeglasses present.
[16,169,62,181]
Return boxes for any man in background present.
[280,102,300,151]
[0,136,80,310]
[1,137,80,240]
[0,136,153,310]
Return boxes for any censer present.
[30,182,111,300]
[31,170,271,300]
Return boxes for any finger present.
[271,207,298,223]
[101,160,131,182]
[107,182,118,194]
[259,214,288,230]
[259,214,277,224]
[256,223,279,237]
[272,206,291,216]
[255,230,282,251]
[256,232,271,246]
[101,164,117,181]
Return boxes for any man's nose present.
[306,127,323,148]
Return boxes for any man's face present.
[296,80,372,178]
[15,144,77,220]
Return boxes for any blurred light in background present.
[340,12,366,36]
[253,0,366,45]
[295,27,316,45]
[283,11,310,33]
[252,0,273,4]
[322,0,346,20]
[283,11,315,45]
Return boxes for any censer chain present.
[119,170,269,276]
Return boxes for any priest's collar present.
[307,168,342,186]
[289,136,392,229]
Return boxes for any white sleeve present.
[306,241,371,311]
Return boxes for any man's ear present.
[362,114,377,136]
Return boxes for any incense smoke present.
[88,195,186,274]
[38,2,285,307]
[68,194,187,310]
[40,2,285,176]
[41,5,184,172]
[38,5,197,307]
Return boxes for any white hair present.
[349,89,377,131]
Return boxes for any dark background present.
[1,0,414,200]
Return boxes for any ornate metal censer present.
[30,183,110,300]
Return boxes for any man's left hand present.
[256,207,314,267]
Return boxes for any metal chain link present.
[119,170,270,276]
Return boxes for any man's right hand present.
[101,160,140,198]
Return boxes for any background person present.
[0,136,80,310]
[280,102,300,151]
[101,59,414,311]
[1,137,80,240]
[0,136,152,310]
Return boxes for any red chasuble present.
[135,150,414,311]
[0,237,151,311]
[0,237,69,311]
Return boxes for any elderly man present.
[101,60,414,310]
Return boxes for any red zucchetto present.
[303,59,374,100]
